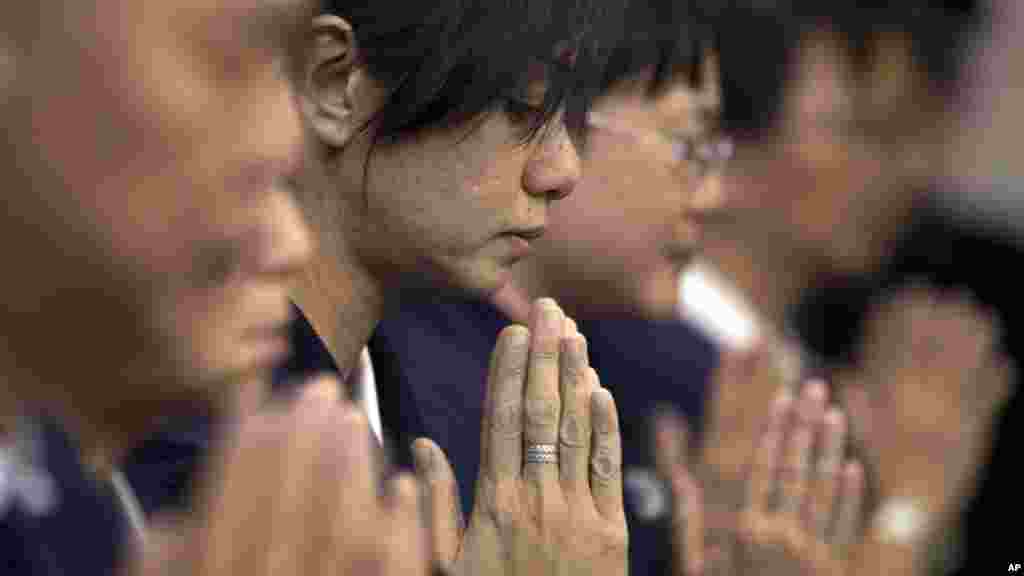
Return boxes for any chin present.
[436,254,509,297]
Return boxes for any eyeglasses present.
[586,111,734,178]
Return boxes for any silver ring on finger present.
[525,443,559,464]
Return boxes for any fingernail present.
[413,442,434,474]
[565,317,579,336]
[571,336,587,360]
[540,303,562,336]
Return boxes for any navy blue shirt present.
[372,294,715,575]
[1,419,128,576]
[1,297,713,576]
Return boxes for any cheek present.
[29,23,227,275]
[576,145,682,255]
[373,126,526,250]
[161,271,255,376]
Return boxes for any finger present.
[808,407,846,537]
[196,411,290,576]
[264,385,348,576]
[326,409,379,573]
[671,469,704,576]
[590,384,625,520]
[485,324,530,481]
[745,388,792,516]
[831,460,864,548]
[385,473,430,576]
[777,381,825,522]
[412,438,463,571]
[702,346,763,478]
[559,334,592,492]
[132,513,195,576]
[523,298,564,484]
[653,407,689,479]
[565,316,579,337]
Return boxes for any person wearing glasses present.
[655,0,1017,574]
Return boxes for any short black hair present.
[322,0,625,145]
[710,0,986,140]
[600,0,714,96]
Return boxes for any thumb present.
[412,438,463,571]
[123,513,196,576]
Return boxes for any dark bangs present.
[601,0,713,96]
[323,0,622,145]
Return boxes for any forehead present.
[598,56,721,133]
[83,0,310,47]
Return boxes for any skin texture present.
[413,299,628,576]
[292,15,584,384]
[294,16,627,576]
[0,0,313,469]
[498,59,727,322]
[4,2,434,576]
[655,383,865,576]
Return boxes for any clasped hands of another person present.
[650,285,1013,576]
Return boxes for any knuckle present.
[483,479,520,528]
[559,412,586,447]
[590,444,620,485]
[561,359,584,385]
[601,521,629,552]
[500,356,528,379]
[490,401,523,438]
[524,397,559,426]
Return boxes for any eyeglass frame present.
[585,110,734,178]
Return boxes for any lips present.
[506,226,546,241]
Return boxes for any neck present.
[294,247,383,384]
[700,231,813,329]
[292,154,385,380]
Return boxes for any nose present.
[521,121,582,202]
[254,79,312,279]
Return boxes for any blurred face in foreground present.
[0,0,314,452]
